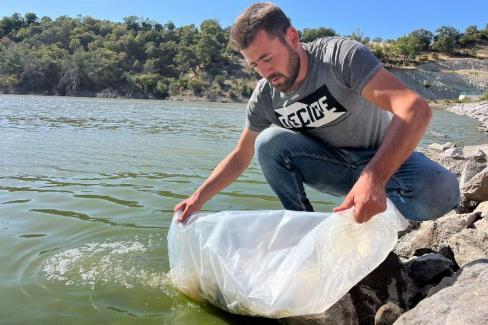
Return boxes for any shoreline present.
[434,101,488,133]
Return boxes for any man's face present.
[241,29,300,93]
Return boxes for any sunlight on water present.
[42,237,173,292]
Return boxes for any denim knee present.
[396,166,460,221]
[255,127,292,167]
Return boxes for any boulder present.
[404,253,457,287]
[474,217,488,235]
[394,212,470,259]
[427,142,456,151]
[473,201,488,217]
[463,147,487,161]
[374,302,403,325]
[393,259,488,325]
[440,147,463,159]
[280,254,420,325]
[448,228,488,267]
[462,167,488,202]
[459,157,487,187]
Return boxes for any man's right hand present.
[174,195,203,223]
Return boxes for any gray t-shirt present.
[245,37,391,149]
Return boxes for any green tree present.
[432,26,461,53]
[395,34,421,64]
[300,27,336,42]
[409,29,433,52]
[459,25,481,46]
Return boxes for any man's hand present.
[333,173,387,223]
[174,195,203,223]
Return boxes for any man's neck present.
[287,46,308,93]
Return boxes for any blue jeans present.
[255,127,460,221]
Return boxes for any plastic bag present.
[168,199,408,318]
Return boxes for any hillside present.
[390,56,488,100]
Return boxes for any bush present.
[187,78,207,96]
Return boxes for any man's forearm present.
[362,94,432,184]
[192,150,253,204]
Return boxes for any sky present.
[0,0,487,40]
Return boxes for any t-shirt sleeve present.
[245,80,272,132]
[331,39,383,95]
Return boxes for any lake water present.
[0,95,486,324]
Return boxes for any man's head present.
[230,3,304,93]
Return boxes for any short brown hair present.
[230,2,291,51]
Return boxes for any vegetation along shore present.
[0,13,487,101]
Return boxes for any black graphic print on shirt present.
[273,84,348,131]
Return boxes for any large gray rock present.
[394,259,488,325]
[440,147,464,159]
[463,145,488,157]
[280,254,420,325]
[464,148,487,162]
[394,212,470,259]
[404,253,457,287]
[448,228,488,267]
[473,201,488,217]
[462,167,488,202]
[460,156,487,187]
[474,217,488,235]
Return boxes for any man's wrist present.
[360,167,389,188]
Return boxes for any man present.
[174,2,460,224]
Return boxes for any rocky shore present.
[279,142,488,325]
[443,101,488,133]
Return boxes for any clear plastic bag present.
[168,199,408,318]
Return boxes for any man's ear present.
[285,26,300,48]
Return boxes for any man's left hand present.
[333,173,387,223]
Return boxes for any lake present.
[0,94,486,324]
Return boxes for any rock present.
[393,259,488,325]
[473,201,488,217]
[281,254,420,325]
[448,229,488,267]
[428,142,456,151]
[464,148,487,162]
[422,147,465,177]
[462,167,488,202]
[374,302,403,325]
[463,145,488,158]
[440,147,463,159]
[404,253,457,287]
[459,157,487,186]
[474,217,488,235]
[394,212,469,260]
[455,195,479,213]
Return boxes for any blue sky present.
[1,0,487,39]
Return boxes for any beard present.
[267,45,301,93]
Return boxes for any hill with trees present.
[0,13,486,101]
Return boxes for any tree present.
[409,29,433,52]
[195,20,227,69]
[459,25,481,46]
[24,13,38,25]
[395,34,421,64]
[350,29,369,44]
[124,16,140,32]
[432,26,461,53]
[300,27,336,42]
